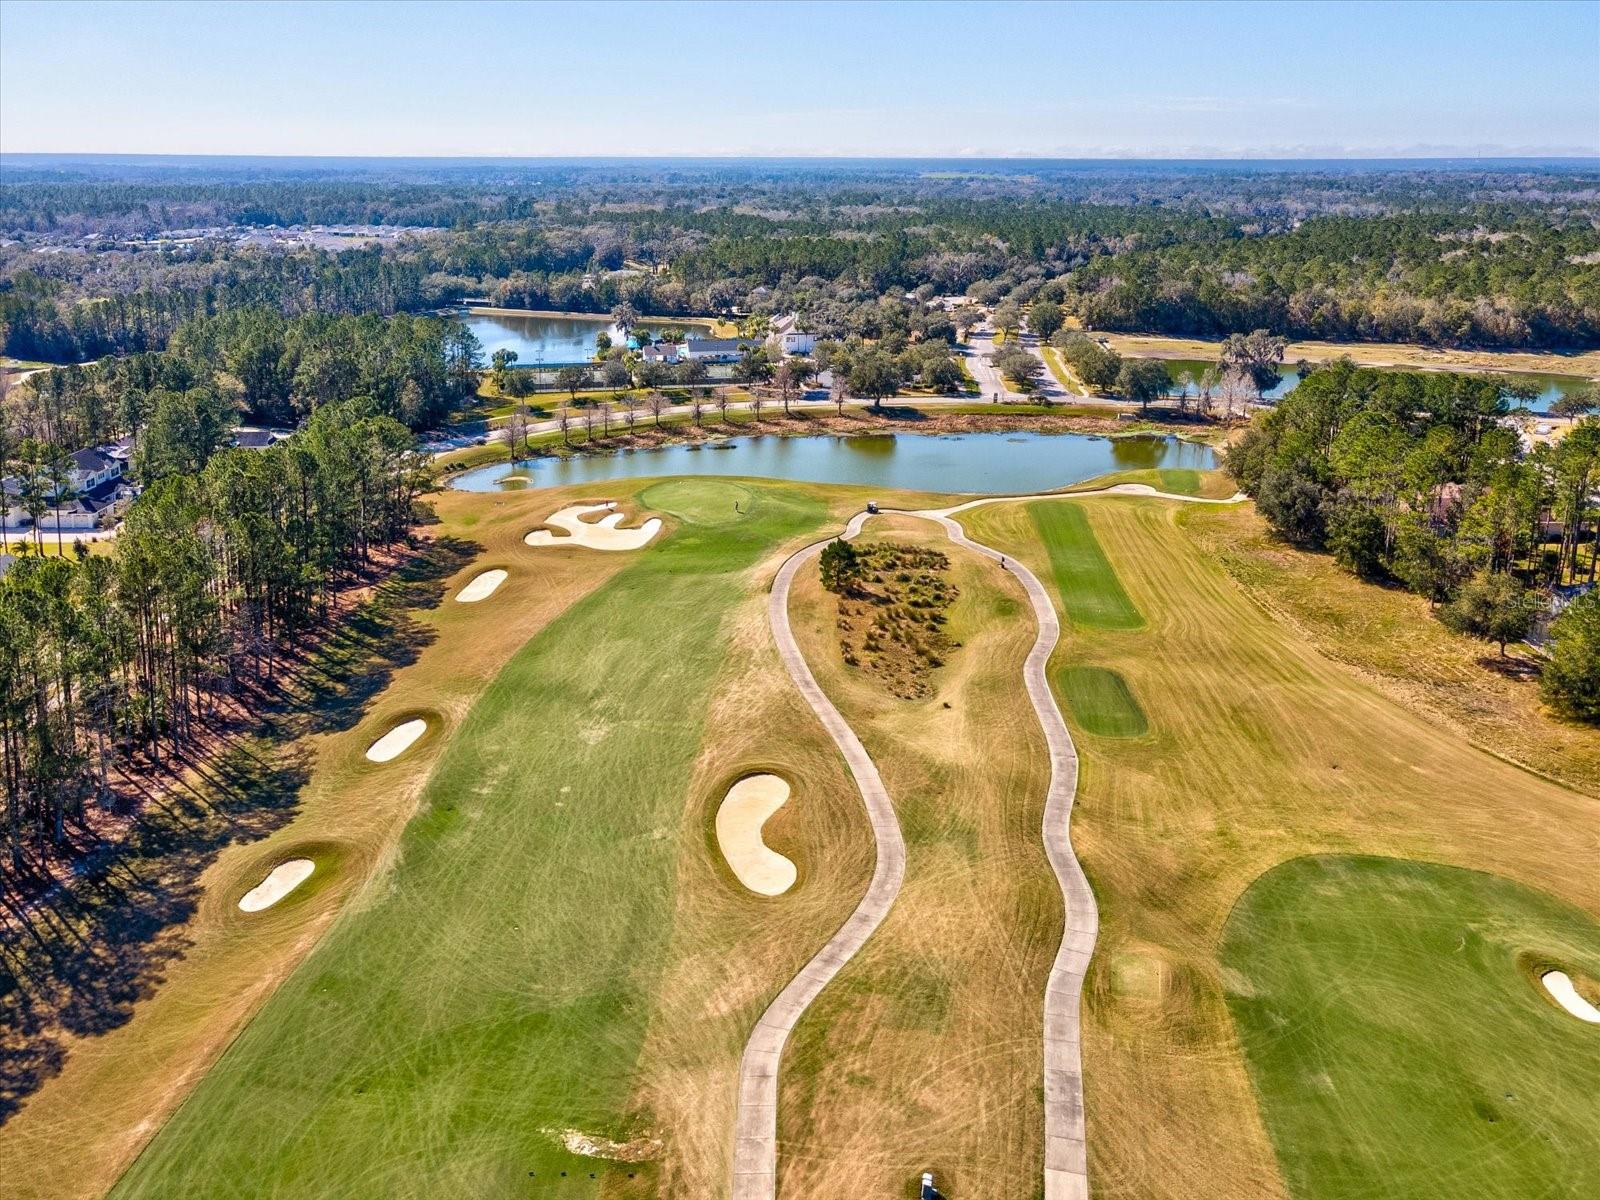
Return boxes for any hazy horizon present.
[2,0,1596,160]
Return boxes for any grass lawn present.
[1026,501,1143,629]
[779,515,1057,1197]
[958,495,1600,1200]
[1222,855,1600,1200]
[106,481,845,1198]
[1056,665,1149,737]
[2,484,644,1200]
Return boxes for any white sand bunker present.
[525,502,661,551]
[1541,971,1600,1023]
[455,568,507,603]
[366,718,427,763]
[716,774,796,896]
[239,858,315,912]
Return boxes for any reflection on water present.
[450,430,1218,495]
[1159,358,1589,413]
[464,310,712,364]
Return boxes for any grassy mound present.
[1221,855,1600,1200]
[111,482,826,1199]
[1027,501,1142,630]
[1056,665,1149,737]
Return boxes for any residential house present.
[639,341,681,366]
[233,427,293,450]
[679,336,746,364]
[768,313,815,356]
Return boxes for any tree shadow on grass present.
[0,533,480,1125]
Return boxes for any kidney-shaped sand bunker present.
[716,774,796,896]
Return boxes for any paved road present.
[731,512,908,1200]
[962,330,1023,402]
[732,484,1244,1199]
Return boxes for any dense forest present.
[1225,362,1600,718]
[3,307,479,479]
[1,399,434,870]
[3,160,1597,361]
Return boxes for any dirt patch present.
[548,1127,663,1162]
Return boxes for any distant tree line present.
[0,245,434,362]
[1225,361,1600,719]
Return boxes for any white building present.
[680,335,746,364]
[769,313,816,356]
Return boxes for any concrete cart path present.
[731,510,907,1200]
[732,484,1245,1199]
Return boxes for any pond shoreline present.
[448,419,1221,496]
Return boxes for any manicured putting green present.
[1155,467,1201,495]
[1055,665,1148,737]
[111,480,824,1199]
[1027,501,1142,630]
[639,478,755,526]
[1221,855,1600,1200]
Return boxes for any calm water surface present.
[449,430,1217,495]
[464,310,710,364]
[1159,358,1588,413]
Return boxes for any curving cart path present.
[733,484,1243,1200]
[732,511,907,1200]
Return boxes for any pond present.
[449,430,1217,495]
[1158,358,1590,413]
[463,309,711,365]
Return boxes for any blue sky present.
[1,0,1595,158]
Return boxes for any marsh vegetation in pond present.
[452,431,1217,495]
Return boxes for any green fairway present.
[111,480,825,1200]
[1027,501,1143,629]
[1056,665,1149,737]
[1221,855,1600,1200]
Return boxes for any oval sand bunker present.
[366,718,427,763]
[1541,971,1600,1023]
[716,774,796,896]
[526,502,661,551]
[455,568,508,603]
[239,858,315,912]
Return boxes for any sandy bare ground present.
[364,718,427,763]
[454,568,508,603]
[524,502,662,551]
[717,775,797,897]
[735,482,1243,1200]
[1542,971,1600,1023]
[237,860,315,912]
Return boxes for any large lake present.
[464,309,711,364]
[1158,358,1588,414]
[449,430,1217,495]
